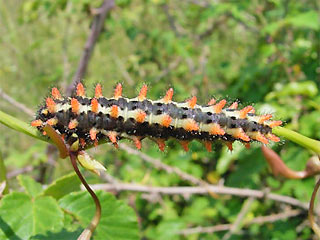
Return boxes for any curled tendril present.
[43,124,101,240]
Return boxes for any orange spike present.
[46,118,58,126]
[90,128,98,141]
[180,141,190,151]
[133,137,142,150]
[161,114,172,127]
[95,84,103,98]
[136,110,147,123]
[76,83,85,97]
[225,141,233,151]
[258,114,272,124]
[187,96,197,108]
[94,139,99,147]
[42,131,47,136]
[209,123,225,135]
[91,98,99,113]
[31,119,43,127]
[80,138,86,148]
[138,84,148,101]
[107,131,118,148]
[213,99,227,113]
[68,119,79,129]
[228,102,238,109]
[61,134,65,141]
[256,132,269,144]
[203,141,212,152]
[155,139,166,152]
[268,120,282,128]
[249,108,255,114]
[266,133,280,142]
[46,97,56,113]
[114,83,122,99]
[110,105,119,118]
[185,119,199,132]
[243,142,251,149]
[163,88,173,103]
[71,98,80,114]
[239,106,254,119]
[51,88,62,100]
[234,129,250,142]
[207,98,216,106]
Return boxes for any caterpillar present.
[31,83,282,152]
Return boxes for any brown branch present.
[66,0,115,96]
[0,88,34,116]
[88,183,310,210]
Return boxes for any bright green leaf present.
[59,191,139,240]
[17,175,43,197]
[0,192,64,239]
[286,11,319,30]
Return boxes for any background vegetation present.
[0,0,319,239]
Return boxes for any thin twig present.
[111,53,134,86]
[178,209,303,235]
[66,0,115,96]
[0,88,34,116]
[309,175,320,237]
[88,183,310,210]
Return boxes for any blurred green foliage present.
[0,0,319,239]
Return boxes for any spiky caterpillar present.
[31,83,282,152]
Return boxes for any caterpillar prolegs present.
[31,83,282,152]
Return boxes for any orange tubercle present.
[114,83,122,99]
[138,84,148,101]
[71,98,80,114]
[133,137,142,150]
[91,98,99,113]
[234,129,250,142]
[203,141,212,152]
[80,138,86,148]
[209,123,225,135]
[256,132,269,144]
[268,120,282,128]
[187,96,197,109]
[228,102,238,109]
[46,97,56,113]
[161,114,172,127]
[136,110,147,123]
[46,118,58,126]
[213,99,227,113]
[107,131,118,148]
[185,119,199,132]
[180,140,190,151]
[68,119,79,129]
[31,119,43,127]
[95,84,103,98]
[239,106,254,119]
[258,114,272,124]
[156,138,166,152]
[244,142,251,149]
[163,88,173,103]
[266,133,280,142]
[76,83,85,97]
[110,105,119,118]
[90,128,98,141]
[51,88,62,100]
[207,98,216,106]
[225,141,233,151]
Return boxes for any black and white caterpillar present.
[31,83,282,152]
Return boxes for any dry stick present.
[66,0,115,96]
[0,88,34,116]
[89,183,310,210]
[222,197,255,240]
[70,152,101,240]
[309,175,320,237]
[178,209,303,235]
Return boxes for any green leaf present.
[286,11,319,30]
[43,173,81,200]
[0,192,64,239]
[0,151,8,195]
[17,175,43,197]
[59,191,140,240]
